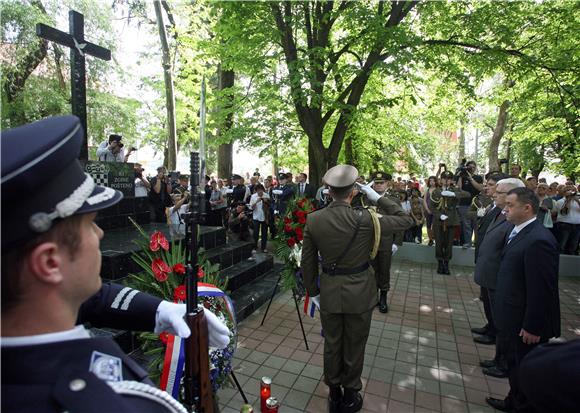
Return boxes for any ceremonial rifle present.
[183,152,213,413]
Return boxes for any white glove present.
[440,214,448,221]
[391,244,398,255]
[356,181,380,203]
[477,208,486,217]
[322,188,329,195]
[155,302,231,348]
[272,189,283,196]
[441,190,456,197]
[310,295,321,310]
[225,188,234,194]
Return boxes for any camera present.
[439,163,446,168]
[456,158,468,177]
[499,158,508,164]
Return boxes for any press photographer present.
[149,166,172,223]
[134,163,150,198]
[249,183,270,253]
[456,160,484,248]
[227,201,251,242]
[96,134,136,162]
[554,185,580,255]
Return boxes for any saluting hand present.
[356,181,380,203]
[519,328,540,345]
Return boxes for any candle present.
[265,397,280,412]
[260,376,271,412]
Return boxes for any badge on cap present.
[90,351,123,382]
[376,173,383,179]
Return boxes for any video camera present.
[456,158,468,177]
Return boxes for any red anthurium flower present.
[159,332,169,345]
[152,258,171,282]
[173,263,186,274]
[287,237,296,247]
[150,231,169,252]
[198,267,205,279]
[173,285,186,301]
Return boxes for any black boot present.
[379,290,388,313]
[443,261,451,275]
[340,388,363,413]
[437,260,444,274]
[328,385,342,413]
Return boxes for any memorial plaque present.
[83,161,135,198]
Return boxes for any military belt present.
[322,262,369,276]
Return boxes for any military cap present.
[370,171,392,182]
[323,164,359,189]
[278,173,287,180]
[231,174,242,180]
[1,116,123,250]
[441,170,455,179]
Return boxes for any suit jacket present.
[474,212,513,289]
[302,197,414,314]
[274,184,295,214]
[494,220,560,339]
[297,182,316,199]
[474,205,501,260]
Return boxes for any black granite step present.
[204,239,254,270]
[100,225,226,281]
[219,253,274,292]
[230,264,283,322]
[96,196,151,231]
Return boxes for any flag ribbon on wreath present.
[159,283,234,398]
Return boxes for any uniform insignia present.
[90,351,123,382]
[377,173,383,178]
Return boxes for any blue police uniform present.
[1,116,187,413]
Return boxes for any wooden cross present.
[36,10,111,160]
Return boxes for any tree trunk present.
[217,66,234,178]
[488,100,510,173]
[344,134,355,167]
[154,0,177,170]
[458,126,466,163]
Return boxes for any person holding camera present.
[96,134,135,162]
[134,163,150,198]
[553,184,580,255]
[149,166,172,223]
[228,202,251,242]
[250,184,271,253]
[456,160,484,248]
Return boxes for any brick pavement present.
[219,261,580,412]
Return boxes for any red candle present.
[260,376,271,413]
[266,396,280,412]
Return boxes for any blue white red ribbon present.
[159,282,234,398]
[303,292,317,318]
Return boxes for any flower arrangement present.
[126,220,236,392]
[274,197,316,291]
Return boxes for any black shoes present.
[328,385,342,413]
[340,389,363,413]
[471,325,489,335]
[479,359,496,368]
[442,260,451,275]
[483,365,508,378]
[378,290,388,313]
[474,334,496,345]
[437,260,444,274]
[485,397,512,412]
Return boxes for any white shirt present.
[250,192,270,222]
[401,200,412,214]
[168,203,188,227]
[513,216,537,235]
[299,182,306,196]
[1,325,91,347]
[96,141,125,162]
[554,197,580,224]
[135,177,148,197]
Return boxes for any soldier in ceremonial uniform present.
[1,116,230,413]
[360,172,404,313]
[431,170,470,274]
[302,165,413,413]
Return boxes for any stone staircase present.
[94,223,282,354]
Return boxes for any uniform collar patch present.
[90,351,123,382]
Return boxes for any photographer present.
[166,192,190,238]
[456,160,484,248]
[553,184,580,255]
[250,184,271,253]
[227,201,251,242]
[149,166,172,223]
[96,134,135,162]
[134,163,150,197]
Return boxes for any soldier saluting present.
[431,170,470,274]
[302,165,414,413]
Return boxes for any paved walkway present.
[219,261,580,413]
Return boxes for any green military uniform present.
[431,173,470,274]
[467,193,494,247]
[302,165,413,412]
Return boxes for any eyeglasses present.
[495,191,508,194]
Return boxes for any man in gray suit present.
[474,178,525,377]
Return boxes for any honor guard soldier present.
[302,165,414,413]
[430,170,470,274]
[360,172,404,313]
[1,116,230,413]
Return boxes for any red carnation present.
[284,217,292,225]
[295,210,306,219]
[284,224,293,233]
[173,285,186,301]
[287,237,296,247]
[159,332,169,345]
[152,258,171,282]
[298,215,307,225]
[198,267,205,279]
[173,263,186,274]
[150,231,169,252]
[295,227,304,241]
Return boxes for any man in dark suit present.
[296,172,316,200]
[471,173,509,345]
[486,188,560,412]
[272,173,295,215]
[474,177,525,378]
